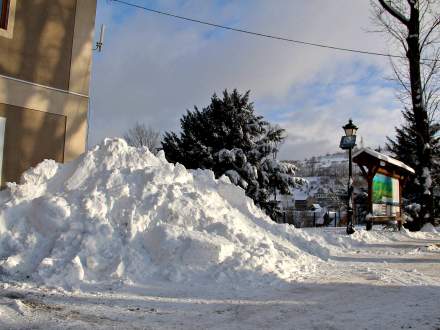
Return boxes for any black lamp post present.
[340,119,358,235]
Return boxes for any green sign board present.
[372,173,400,216]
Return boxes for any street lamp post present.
[339,119,358,235]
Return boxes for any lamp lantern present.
[343,119,358,137]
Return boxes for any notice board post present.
[352,148,415,230]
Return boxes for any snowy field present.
[1,227,439,329]
[0,139,439,329]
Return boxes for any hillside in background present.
[281,150,367,212]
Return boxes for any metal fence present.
[277,209,345,228]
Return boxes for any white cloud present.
[89,0,403,160]
[278,81,403,159]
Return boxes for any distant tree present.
[268,124,285,160]
[161,89,303,219]
[124,123,160,154]
[371,0,440,228]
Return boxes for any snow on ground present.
[1,227,439,330]
[0,139,439,329]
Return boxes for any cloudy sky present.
[89,0,403,160]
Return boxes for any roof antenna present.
[94,24,105,52]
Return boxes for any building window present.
[0,0,9,30]
[0,0,14,38]
[0,117,5,185]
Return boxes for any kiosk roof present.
[352,148,415,174]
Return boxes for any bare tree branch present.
[372,0,440,121]
[124,122,161,154]
[422,22,440,49]
[378,0,410,25]
[391,58,412,94]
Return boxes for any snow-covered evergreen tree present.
[162,89,302,219]
[386,107,440,228]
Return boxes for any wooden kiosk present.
[352,148,415,230]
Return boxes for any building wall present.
[0,74,89,162]
[0,0,96,186]
[69,0,96,95]
[0,0,77,90]
[0,103,66,186]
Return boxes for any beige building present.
[0,0,97,186]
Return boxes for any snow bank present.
[420,223,438,233]
[0,139,324,290]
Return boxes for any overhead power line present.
[111,0,437,62]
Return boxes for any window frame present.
[0,0,15,39]
[0,0,9,30]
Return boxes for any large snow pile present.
[0,139,325,290]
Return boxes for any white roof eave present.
[352,148,415,174]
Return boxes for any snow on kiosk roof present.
[352,148,415,176]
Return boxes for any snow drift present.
[0,139,325,289]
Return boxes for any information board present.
[372,173,400,216]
